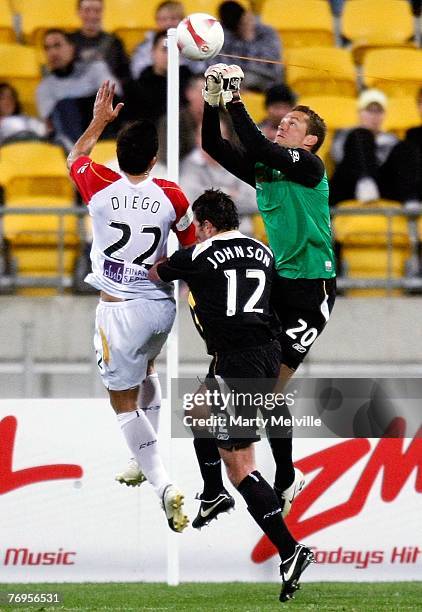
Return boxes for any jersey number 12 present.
[224,269,266,316]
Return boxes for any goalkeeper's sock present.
[117,410,170,499]
[193,437,224,499]
[139,372,161,433]
[237,470,297,561]
[269,436,295,492]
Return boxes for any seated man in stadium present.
[329,89,421,207]
[67,81,194,533]
[69,0,130,86]
[258,83,298,142]
[0,82,47,145]
[148,189,316,602]
[217,0,282,92]
[124,30,192,125]
[405,86,422,200]
[37,29,121,149]
[130,1,205,79]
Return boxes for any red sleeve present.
[70,156,121,204]
[153,178,196,246]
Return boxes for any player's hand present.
[93,81,124,124]
[221,65,244,105]
[202,63,227,107]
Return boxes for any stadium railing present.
[1,204,422,293]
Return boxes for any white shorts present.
[94,296,176,391]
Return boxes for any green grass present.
[0,582,421,611]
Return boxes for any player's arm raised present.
[201,65,256,188]
[223,66,323,188]
[66,80,124,170]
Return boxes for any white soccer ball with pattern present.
[176,13,224,61]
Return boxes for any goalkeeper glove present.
[221,64,244,105]
[202,64,227,106]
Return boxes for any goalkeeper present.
[196,63,336,514]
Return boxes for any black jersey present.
[157,230,276,354]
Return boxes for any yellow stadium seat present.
[91,140,118,167]
[242,90,266,122]
[363,48,422,99]
[343,0,414,64]
[298,95,358,175]
[252,213,267,244]
[285,47,357,97]
[334,199,410,296]
[297,95,357,132]
[20,0,79,48]
[0,43,40,115]
[0,142,80,293]
[184,0,250,15]
[0,0,15,43]
[103,0,157,54]
[261,0,334,48]
[0,142,74,204]
[384,96,420,137]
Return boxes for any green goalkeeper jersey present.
[255,162,336,279]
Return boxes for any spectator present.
[405,86,422,198]
[69,0,130,85]
[36,29,121,148]
[330,89,421,206]
[158,74,205,161]
[131,1,205,79]
[217,1,282,92]
[125,30,192,125]
[258,84,297,141]
[180,117,257,234]
[0,83,47,145]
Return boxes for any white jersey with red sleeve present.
[70,155,195,299]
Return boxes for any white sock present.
[139,372,161,433]
[117,410,170,499]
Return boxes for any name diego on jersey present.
[110,194,161,213]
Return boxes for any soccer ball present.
[176,13,224,61]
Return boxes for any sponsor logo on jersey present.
[292,343,306,353]
[77,163,89,174]
[176,207,193,232]
[103,259,150,284]
[288,149,300,163]
[103,259,124,283]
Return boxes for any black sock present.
[193,437,224,499]
[237,470,297,561]
[269,436,295,492]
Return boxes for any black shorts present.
[271,276,336,371]
[205,340,281,450]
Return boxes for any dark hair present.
[116,120,159,175]
[0,82,22,115]
[192,189,239,231]
[44,28,74,45]
[152,30,167,48]
[218,1,245,32]
[265,84,297,109]
[293,105,326,153]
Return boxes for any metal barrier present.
[333,204,422,292]
[0,206,88,293]
[0,203,421,292]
